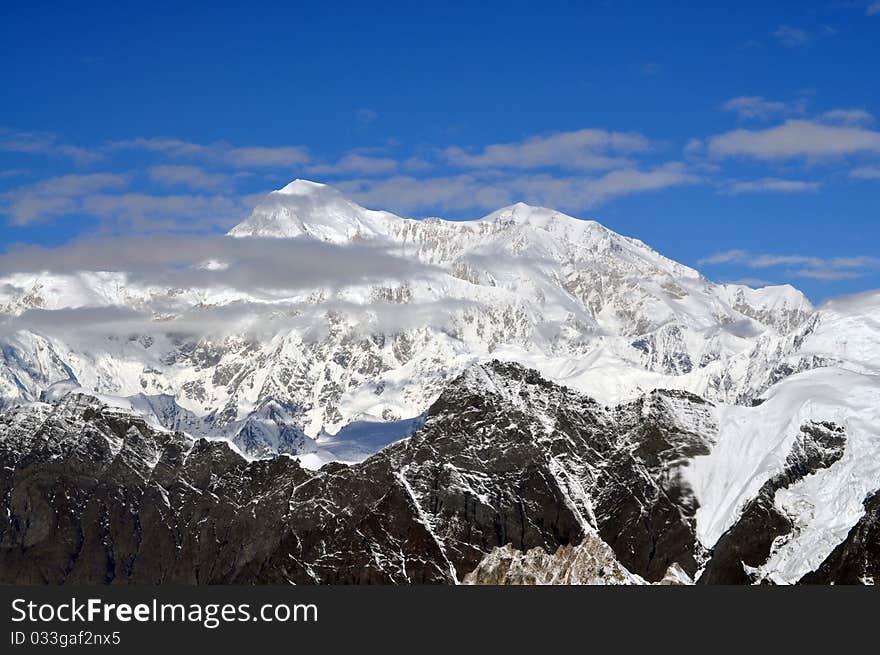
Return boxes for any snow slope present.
[0,180,819,441]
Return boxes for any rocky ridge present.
[2,361,874,585]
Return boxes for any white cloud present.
[107,138,310,168]
[683,138,704,157]
[148,165,235,190]
[820,109,874,125]
[339,163,698,215]
[698,249,750,265]
[851,166,880,179]
[698,249,880,281]
[0,130,102,165]
[794,269,864,280]
[570,163,700,206]
[751,254,825,267]
[0,235,435,290]
[0,236,446,342]
[724,178,820,194]
[707,119,880,160]
[0,171,249,231]
[867,2,880,16]
[773,25,812,48]
[443,128,652,171]
[2,132,313,170]
[721,96,805,121]
[79,193,246,232]
[1,174,129,225]
[307,153,398,176]
[401,157,433,172]
[28,174,128,196]
[227,146,309,168]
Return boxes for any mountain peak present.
[277,179,335,196]
[228,179,398,241]
[478,202,605,235]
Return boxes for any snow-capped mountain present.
[0,179,820,450]
[1,180,878,584]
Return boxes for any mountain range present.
[0,179,878,584]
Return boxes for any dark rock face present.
[595,390,713,580]
[0,361,718,584]
[698,421,846,584]
[0,395,450,584]
[799,490,880,585]
[4,361,872,586]
[386,364,716,581]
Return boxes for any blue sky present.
[1,0,879,301]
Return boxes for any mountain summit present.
[228,179,401,241]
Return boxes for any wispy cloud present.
[0,172,250,232]
[568,162,700,206]
[148,165,237,190]
[0,169,29,179]
[698,249,880,281]
[851,166,880,179]
[723,177,820,195]
[0,235,435,288]
[0,130,102,166]
[106,138,310,168]
[1,131,313,170]
[1,173,129,225]
[339,162,699,214]
[355,108,378,126]
[721,96,806,121]
[307,153,398,176]
[0,236,447,342]
[867,2,880,16]
[706,119,880,160]
[794,269,863,280]
[443,129,652,171]
[773,25,812,48]
[78,193,246,233]
[820,108,873,125]
[697,250,746,265]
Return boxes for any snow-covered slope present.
[686,366,880,583]
[0,179,822,448]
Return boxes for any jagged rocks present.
[0,362,875,585]
[594,389,715,580]
[463,536,694,585]
[462,535,645,585]
[0,361,718,584]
